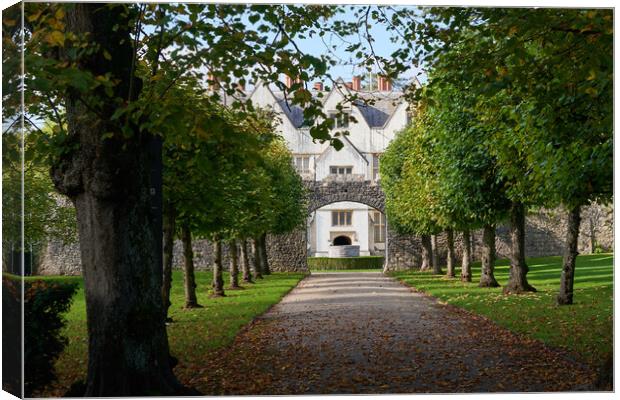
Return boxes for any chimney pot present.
[313,82,324,91]
[352,76,362,91]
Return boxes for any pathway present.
[183,272,597,394]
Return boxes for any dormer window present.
[330,166,352,175]
[329,112,350,129]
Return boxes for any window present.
[372,154,380,181]
[293,156,310,174]
[373,211,386,243]
[330,166,353,175]
[329,112,350,128]
[332,210,352,226]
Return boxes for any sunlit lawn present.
[31,271,306,396]
[390,254,613,366]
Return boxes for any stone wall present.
[33,203,613,276]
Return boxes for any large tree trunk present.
[461,230,472,282]
[503,202,536,294]
[162,201,176,320]
[557,205,581,305]
[229,239,240,289]
[479,224,500,287]
[50,4,195,395]
[259,233,270,275]
[240,239,253,283]
[446,229,456,278]
[420,235,432,271]
[212,239,225,297]
[181,222,201,308]
[430,234,442,274]
[252,237,263,279]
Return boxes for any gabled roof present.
[315,135,369,165]
[246,77,410,129]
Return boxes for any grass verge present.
[32,271,305,396]
[390,254,613,366]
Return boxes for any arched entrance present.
[332,236,352,246]
[265,180,424,272]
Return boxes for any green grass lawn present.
[390,254,613,366]
[31,271,306,396]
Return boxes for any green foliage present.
[2,127,77,252]
[391,254,613,366]
[307,256,384,270]
[26,272,306,396]
[3,276,78,396]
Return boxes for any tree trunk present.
[430,234,442,274]
[252,237,263,279]
[420,235,432,271]
[557,205,581,305]
[181,223,201,308]
[49,4,195,395]
[589,216,596,254]
[461,230,472,282]
[259,233,270,275]
[229,239,240,289]
[162,201,176,320]
[446,229,456,278]
[212,239,225,297]
[240,239,253,283]
[503,202,536,294]
[479,224,500,287]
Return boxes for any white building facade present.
[246,76,411,257]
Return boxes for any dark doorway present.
[333,236,352,246]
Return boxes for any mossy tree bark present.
[240,239,253,283]
[229,239,240,289]
[557,205,581,305]
[460,229,472,282]
[252,237,263,279]
[49,4,196,395]
[259,233,270,275]
[503,202,536,294]
[420,234,432,271]
[162,201,176,320]
[430,234,442,274]
[446,229,456,278]
[479,224,500,287]
[212,239,225,297]
[181,223,201,308]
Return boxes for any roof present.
[248,78,409,129]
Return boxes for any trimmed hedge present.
[3,275,78,396]
[307,256,384,270]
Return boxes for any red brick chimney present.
[378,76,392,92]
[345,82,353,90]
[352,76,361,91]
[285,75,302,88]
[313,82,324,91]
[207,72,219,90]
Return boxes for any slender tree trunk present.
[49,5,195,395]
[430,234,442,274]
[259,233,270,275]
[446,229,456,278]
[503,202,536,294]
[420,235,432,271]
[252,237,263,279]
[181,223,201,308]
[557,206,581,305]
[240,239,253,283]
[212,239,225,297]
[229,239,240,289]
[461,230,472,282]
[479,224,500,287]
[162,201,176,320]
[589,216,596,254]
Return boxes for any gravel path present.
[186,272,597,394]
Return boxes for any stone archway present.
[265,180,424,272]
